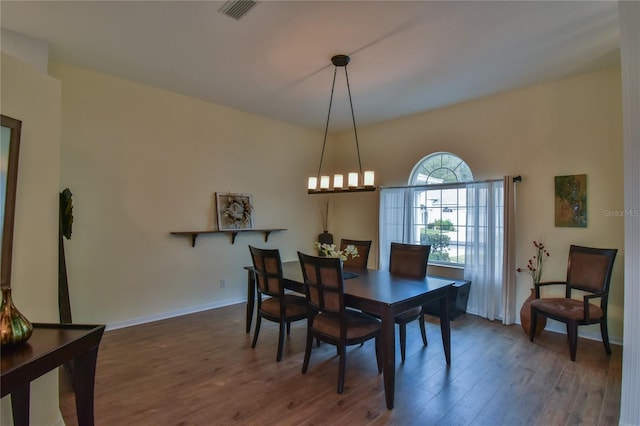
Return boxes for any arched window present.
[408,153,472,265]
[379,152,473,267]
[409,152,473,185]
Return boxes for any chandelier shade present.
[307,54,376,194]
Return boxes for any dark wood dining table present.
[244,260,454,409]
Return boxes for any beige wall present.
[51,62,624,342]
[49,62,324,328]
[1,53,62,426]
[330,66,625,342]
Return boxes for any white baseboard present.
[105,297,246,331]
[539,319,623,346]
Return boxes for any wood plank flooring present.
[60,303,621,425]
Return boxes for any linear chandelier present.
[307,54,375,194]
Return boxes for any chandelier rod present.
[316,66,338,179]
[344,65,364,177]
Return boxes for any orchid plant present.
[314,242,359,262]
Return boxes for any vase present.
[0,287,33,346]
[318,230,333,245]
[520,287,546,337]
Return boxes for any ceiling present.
[1,1,620,132]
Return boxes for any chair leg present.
[567,322,578,361]
[287,321,291,335]
[600,319,612,355]
[302,328,313,374]
[419,312,428,346]
[375,336,382,374]
[276,321,286,362]
[251,315,262,348]
[337,344,346,394]
[399,323,407,362]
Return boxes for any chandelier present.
[307,54,375,194]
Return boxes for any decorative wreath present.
[222,195,253,226]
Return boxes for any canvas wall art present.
[554,174,587,227]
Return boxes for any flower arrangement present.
[517,240,550,285]
[314,242,359,262]
[222,194,253,227]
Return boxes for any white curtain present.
[463,178,517,324]
[378,187,410,270]
[380,179,517,323]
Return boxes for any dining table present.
[244,260,454,410]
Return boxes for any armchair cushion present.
[530,298,603,321]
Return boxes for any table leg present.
[439,292,451,365]
[10,383,30,426]
[71,345,100,426]
[246,270,256,333]
[381,308,396,410]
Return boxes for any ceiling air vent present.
[218,0,258,20]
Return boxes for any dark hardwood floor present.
[60,303,621,425]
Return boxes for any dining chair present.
[389,242,431,362]
[529,244,617,361]
[339,238,372,269]
[249,245,308,362]
[297,252,382,394]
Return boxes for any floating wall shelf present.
[170,228,286,247]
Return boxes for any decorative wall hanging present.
[216,192,254,230]
[554,174,587,227]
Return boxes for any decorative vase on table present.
[520,287,546,337]
[0,287,33,346]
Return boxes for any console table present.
[1,323,105,426]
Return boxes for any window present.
[408,152,473,265]
[379,153,473,269]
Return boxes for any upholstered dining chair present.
[339,239,372,269]
[297,252,382,394]
[249,246,308,362]
[529,244,617,361]
[389,242,431,362]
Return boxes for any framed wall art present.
[216,192,254,230]
[554,174,587,227]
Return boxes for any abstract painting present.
[554,174,587,227]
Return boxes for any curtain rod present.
[381,175,521,190]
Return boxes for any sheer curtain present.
[380,179,517,324]
[463,177,517,323]
[379,187,410,270]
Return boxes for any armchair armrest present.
[533,280,566,298]
[583,291,608,319]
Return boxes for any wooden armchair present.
[529,244,617,361]
[389,242,432,362]
[249,246,308,362]
[339,239,372,269]
[297,252,382,394]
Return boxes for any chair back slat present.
[566,245,617,296]
[298,253,344,316]
[250,246,284,298]
[389,242,431,279]
[340,239,372,269]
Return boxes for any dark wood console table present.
[1,323,105,426]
